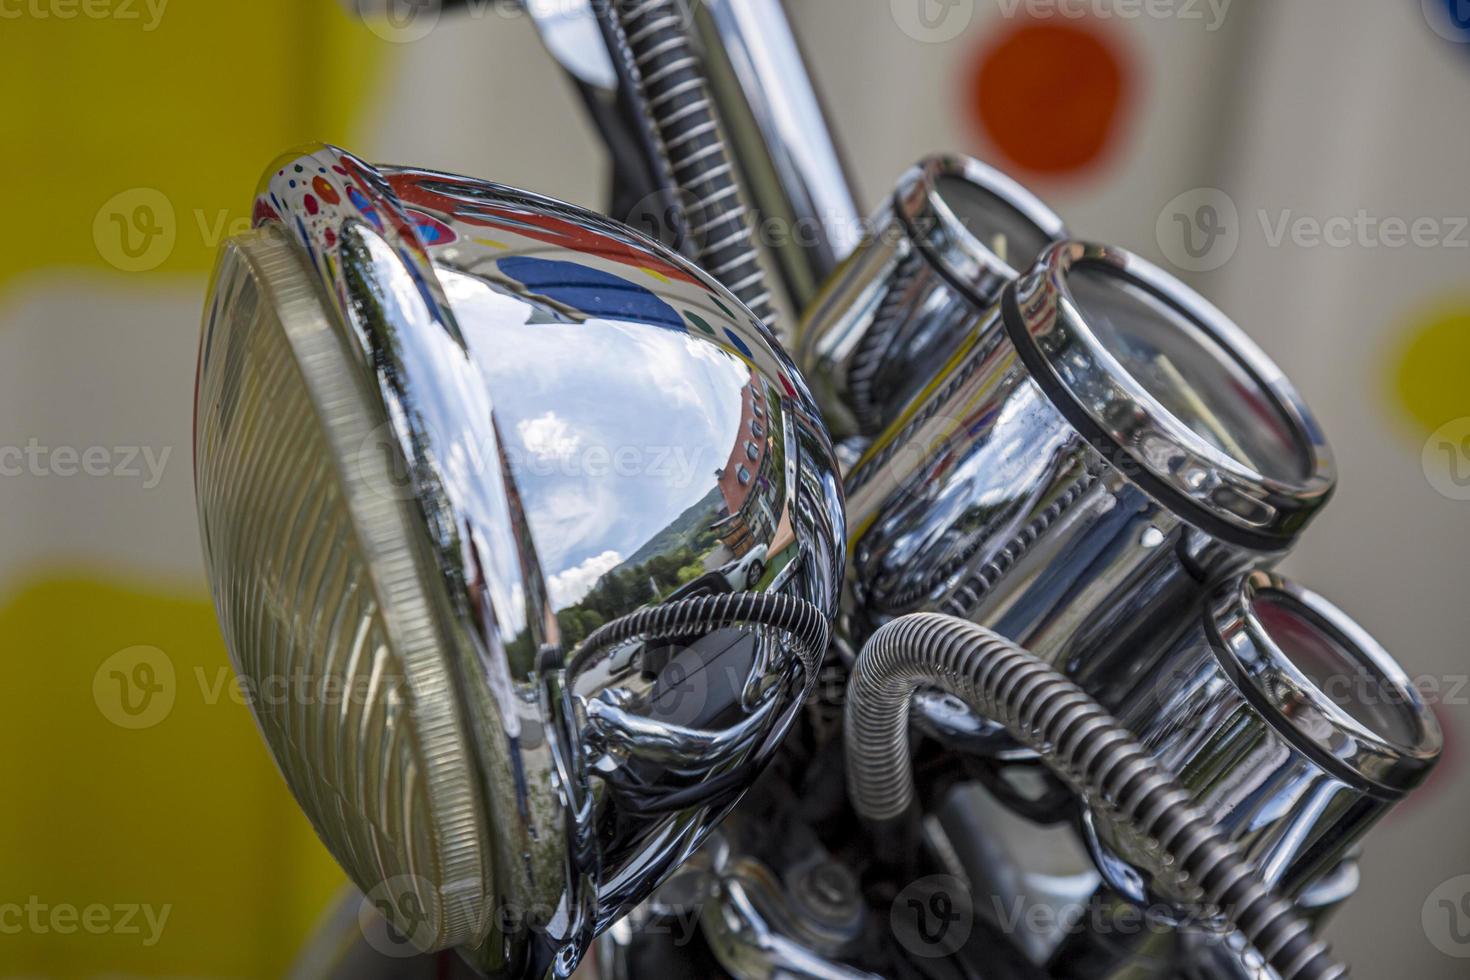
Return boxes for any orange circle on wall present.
[969,20,1131,179]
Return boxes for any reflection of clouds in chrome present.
[534,482,621,576]
[518,411,581,462]
[444,267,750,580]
[547,549,623,608]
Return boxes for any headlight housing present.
[195,145,844,976]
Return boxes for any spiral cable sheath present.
[611,0,776,326]
[845,613,1348,980]
[569,591,829,683]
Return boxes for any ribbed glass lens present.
[194,231,491,953]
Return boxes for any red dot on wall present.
[968,20,1132,180]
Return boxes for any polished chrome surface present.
[799,155,1066,439]
[603,0,780,329]
[843,613,1346,980]
[1157,860,1363,980]
[524,0,619,92]
[1015,243,1333,543]
[1101,572,1440,898]
[196,144,843,977]
[190,11,1441,974]
[699,843,878,980]
[842,241,1335,686]
[692,0,863,318]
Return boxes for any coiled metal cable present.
[569,591,829,681]
[845,613,1348,980]
[610,0,777,326]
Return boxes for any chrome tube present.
[691,0,863,317]
[1099,571,1441,898]
[843,613,1347,980]
[800,155,1066,440]
[1048,573,1438,977]
[604,0,779,325]
[844,241,1335,695]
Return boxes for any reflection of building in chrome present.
[711,374,778,559]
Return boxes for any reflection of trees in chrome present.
[501,499,727,657]
[555,538,718,648]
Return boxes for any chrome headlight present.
[194,145,843,976]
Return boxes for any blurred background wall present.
[1,0,1466,976]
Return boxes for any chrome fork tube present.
[691,0,863,317]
